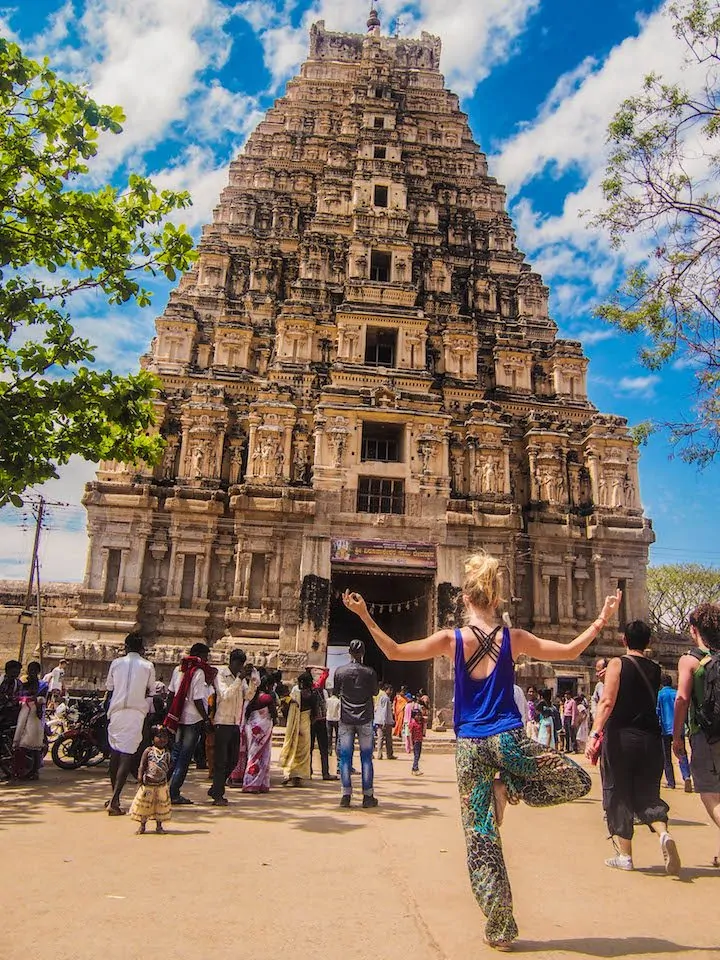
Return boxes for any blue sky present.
[0,0,717,581]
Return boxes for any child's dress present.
[537,712,556,749]
[129,746,172,823]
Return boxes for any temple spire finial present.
[367,4,381,33]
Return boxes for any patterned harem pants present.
[456,729,591,945]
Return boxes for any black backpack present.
[692,650,720,744]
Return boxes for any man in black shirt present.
[334,639,379,808]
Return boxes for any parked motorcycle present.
[51,696,109,770]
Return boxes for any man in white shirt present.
[209,648,258,805]
[167,642,214,805]
[104,633,155,815]
[45,659,66,703]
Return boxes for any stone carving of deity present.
[191,443,205,479]
[623,475,636,509]
[451,451,465,494]
[611,474,624,508]
[481,458,497,495]
[292,441,308,482]
[162,436,179,478]
[598,474,608,507]
[418,441,432,475]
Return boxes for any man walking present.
[209,648,257,806]
[334,639,379,808]
[105,633,155,815]
[674,603,720,866]
[374,683,395,759]
[166,643,217,805]
[657,673,692,791]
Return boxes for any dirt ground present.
[2,749,719,960]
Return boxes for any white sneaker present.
[605,855,633,871]
[660,832,681,876]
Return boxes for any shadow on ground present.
[515,937,718,956]
[0,762,443,834]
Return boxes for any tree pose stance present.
[343,552,620,951]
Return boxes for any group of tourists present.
[97,632,434,829]
[3,550,720,951]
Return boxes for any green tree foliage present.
[0,38,197,506]
[647,563,720,636]
[593,1,720,463]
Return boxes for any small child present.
[409,706,425,776]
[129,725,172,835]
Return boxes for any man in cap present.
[333,638,379,808]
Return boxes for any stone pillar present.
[528,447,539,500]
[564,554,574,624]
[586,453,600,504]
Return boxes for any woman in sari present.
[393,687,408,738]
[13,661,48,780]
[243,675,278,793]
[403,694,416,753]
[279,671,314,786]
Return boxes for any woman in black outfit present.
[588,620,681,874]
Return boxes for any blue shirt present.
[656,684,676,735]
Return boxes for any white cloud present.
[616,375,660,397]
[152,145,234,230]
[572,328,617,346]
[236,0,541,96]
[490,0,707,312]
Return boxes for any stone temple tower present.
[67,14,654,710]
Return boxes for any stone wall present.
[0,579,80,669]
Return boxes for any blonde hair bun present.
[463,552,503,610]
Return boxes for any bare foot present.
[155,823,165,834]
[136,825,146,835]
[492,779,508,828]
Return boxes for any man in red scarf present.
[166,643,217,805]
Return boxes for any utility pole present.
[35,553,44,669]
[17,496,44,663]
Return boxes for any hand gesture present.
[600,589,622,622]
[342,590,368,618]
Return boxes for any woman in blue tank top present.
[343,551,620,951]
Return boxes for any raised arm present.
[342,591,454,661]
[512,590,622,662]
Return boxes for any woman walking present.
[279,671,314,786]
[587,620,681,875]
[343,552,620,951]
[242,675,277,793]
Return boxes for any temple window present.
[361,422,402,462]
[370,250,391,282]
[374,185,389,208]
[103,549,121,603]
[365,326,396,366]
[357,477,404,514]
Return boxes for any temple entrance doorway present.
[328,569,434,696]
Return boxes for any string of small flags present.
[331,587,424,615]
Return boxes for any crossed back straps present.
[464,624,503,675]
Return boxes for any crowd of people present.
[2,553,720,951]
[0,634,431,821]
